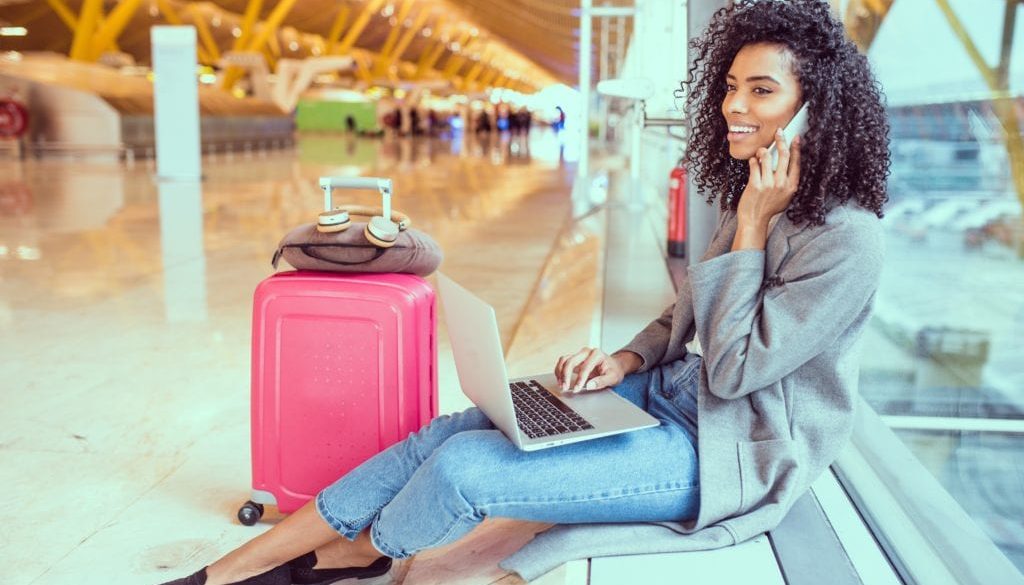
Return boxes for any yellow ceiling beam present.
[50,1,144,62]
[189,5,222,63]
[222,0,298,89]
[934,0,1024,214]
[262,36,278,70]
[382,8,432,75]
[69,0,103,61]
[266,29,281,56]
[325,5,352,54]
[89,0,141,59]
[461,54,490,90]
[336,0,387,55]
[152,0,212,63]
[934,0,997,87]
[233,0,264,51]
[843,0,894,52]
[442,35,478,78]
[45,0,78,31]
[154,0,183,24]
[479,67,501,88]
[244,0,298,54]
[376,0,415,66]
[353,51,374,83]
[416,42,446,78]
[415,19,449,78]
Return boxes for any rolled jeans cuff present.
[370,522,413,559]
[315,490,371,540]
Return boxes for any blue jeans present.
[315,354,702,559]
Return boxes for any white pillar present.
[158,182,207,322]
[577,0,592,187]
[598,11,609,142]
[151,26,202,181]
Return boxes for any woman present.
[161,1,889,583]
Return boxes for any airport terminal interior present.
[0,1,1022,584]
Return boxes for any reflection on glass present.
[157,181,207,323]
[859,0,1024,572]
[893,429,1024,569]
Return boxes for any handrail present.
[833,398,1024,585]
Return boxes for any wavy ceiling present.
[0,0,634,90]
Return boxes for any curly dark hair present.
[681,0,890,225]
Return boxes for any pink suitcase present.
[238,270,437,525]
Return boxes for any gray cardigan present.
[500,203,884,580]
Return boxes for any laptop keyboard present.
[509,380,595,439]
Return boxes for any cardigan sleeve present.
[687,217,883,400]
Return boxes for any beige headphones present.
[316,177,411,248]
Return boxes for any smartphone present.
[768,102,810,171]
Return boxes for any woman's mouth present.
[727,124,759,142]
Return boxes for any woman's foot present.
[288,552,393,585]
[158,563,291,585]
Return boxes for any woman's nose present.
[726,96,747,114]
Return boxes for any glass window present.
[855,0,1024,574]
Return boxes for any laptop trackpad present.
[533,377,648,427]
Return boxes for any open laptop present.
[437,273,660,451]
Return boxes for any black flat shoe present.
[288,552,393,585]
[158,564,291,585]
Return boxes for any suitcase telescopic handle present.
[318,176,394,218]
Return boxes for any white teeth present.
[729,125,757,133]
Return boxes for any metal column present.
[577,3,637,199]
[577,0,593,192]
[598,8,610,142]
[687,0,730,265]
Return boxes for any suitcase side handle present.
[318,176,393,217]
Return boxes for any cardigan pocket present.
[736,439,798,515]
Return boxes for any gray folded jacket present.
[272,221,443,276]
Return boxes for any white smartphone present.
[768,102,810,170]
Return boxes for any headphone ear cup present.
[365,216,399,248]
[317,209,352,233]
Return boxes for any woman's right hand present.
[554,348,632,393]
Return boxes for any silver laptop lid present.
[436,273,521,442]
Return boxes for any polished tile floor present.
[0,130,622,585]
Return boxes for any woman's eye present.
[753,87,773,95]
[725,84,736,92]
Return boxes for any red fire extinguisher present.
[667,162,687,258]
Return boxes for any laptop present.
[436,273,660,451]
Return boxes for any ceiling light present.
[231,27,242,38]
[289,41,300,51]
[422,27,432,37]
[0,27,27,37]
[382,3,395,17]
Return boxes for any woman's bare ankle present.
[204,559,276,585]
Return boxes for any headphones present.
[316,177,411,248]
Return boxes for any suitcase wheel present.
[238,501,265,526]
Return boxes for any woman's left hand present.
[736,130,801,225]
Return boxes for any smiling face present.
[722,43,804,161]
